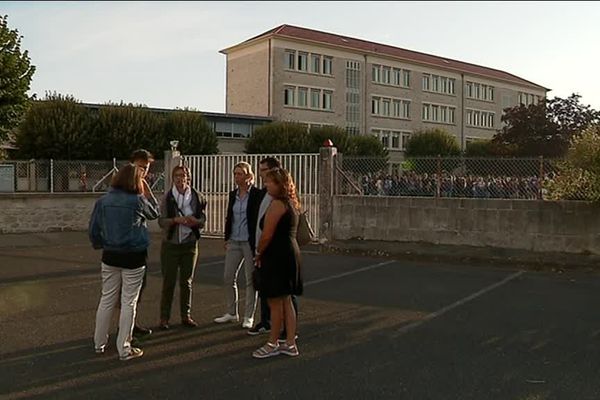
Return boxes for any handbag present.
[296,210,315,246]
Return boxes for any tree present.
[546,124,600,201]
[245,121,311,153]
[0,15,36,143]
[15,93,95,159]
[307,125,353,154]
[92,102,166,159]
[493,94,600,157]
[404,128,461,157]
[163,110,218,155]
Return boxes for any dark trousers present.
[258,292,298,329]
[160,241,199,320]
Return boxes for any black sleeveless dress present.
[258,202,303,298]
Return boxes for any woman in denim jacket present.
[89,163,160,361]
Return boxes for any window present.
[403,70,411,87]
[323,56,333,75]
[298,87,308,108]
[391,132,400,149]
[466,81,495,102]
[311,54,320,74]
[297,52,308,72]
[284,87,295,106]
[372,65,380,83]
[382,66,391,85]
[402,132,412,151]
[322,91,333,110]
[284,50,295,70]
[393,68,402,86]
[423,73,455,95]
[382,99,390,116]
[310,89,320,108]
[422,103,456,124]
[371,96,410,119]
[465,108,495,128]
[372,97,380,114]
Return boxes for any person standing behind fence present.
[89,163,160,361]
[128,149,155,340]
[214,162,261,328]
[158,166,207,330]
[252,168,303,359]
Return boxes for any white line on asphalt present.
[304,260,397,287]
[395,270,526,336]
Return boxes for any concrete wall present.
[332,196,600,255]
[0,193,161,234]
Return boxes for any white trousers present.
[223,240,257,321]
[94,263,145,357]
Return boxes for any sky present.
[3,1,600,112]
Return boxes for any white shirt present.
[172,186,194,243]
[255,192,273,251]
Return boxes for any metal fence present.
[0,159,165,193]
[185,153,319,237]
[335,156,568,200]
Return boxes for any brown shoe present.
[159,319,170,330]
[182,317,198,328]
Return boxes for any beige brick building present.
[221,25,548,160]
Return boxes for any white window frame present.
[298,87,308,108]
[284,50,296,70]
[284,86,295,106]
[311,54,321,74]
[322,56,333,75]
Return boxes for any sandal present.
[252,342,280,359]
[279,343,300,357]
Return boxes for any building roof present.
[221,24,548,91]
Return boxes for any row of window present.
[372,65,411,88]
[422,74,456,95]
[283,85,333,111]
[466,109,495,129]
[518,92,540,106]
[422,103,456,124]
[371,96,411,119]
[372,129,412,151]
[285,50,333,75]
[466,82,494,102]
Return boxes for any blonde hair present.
[234,161,255,184]
[265,168,300,211]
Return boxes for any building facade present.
[221,25,548,161]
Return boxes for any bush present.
[545,124,600,201]
[405,128,461,157]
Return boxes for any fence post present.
[436,155,441,198]
[319,144,337,243]
[538,156,544,200]
[164,149,182,190]
[50,159,54,193]
[112,157,116,170]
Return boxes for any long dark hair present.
[265,168,300,211]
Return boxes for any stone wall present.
[0,193,161,234]
[332,196,600,255]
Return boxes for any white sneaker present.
[242,318,254,329]
[213,313,239,324]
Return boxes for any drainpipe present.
[460,73,465,151]
[363,54,368,135]
[268,38,272,116]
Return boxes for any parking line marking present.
[305,260,396,287]
[395,270,526,336]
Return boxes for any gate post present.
[164,147,182,190]
[319,143,337,243]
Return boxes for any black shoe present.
[247,323,271,336]
[132,325,152,339]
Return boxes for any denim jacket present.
[89,188,160,253]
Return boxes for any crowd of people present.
[89,150,302,361]
[354,171,554,200]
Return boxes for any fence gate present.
[184,154,319,238]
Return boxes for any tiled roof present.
[224,24,547,90]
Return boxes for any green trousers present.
[160,241,199,320]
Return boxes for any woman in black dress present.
[253,168,303,359]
